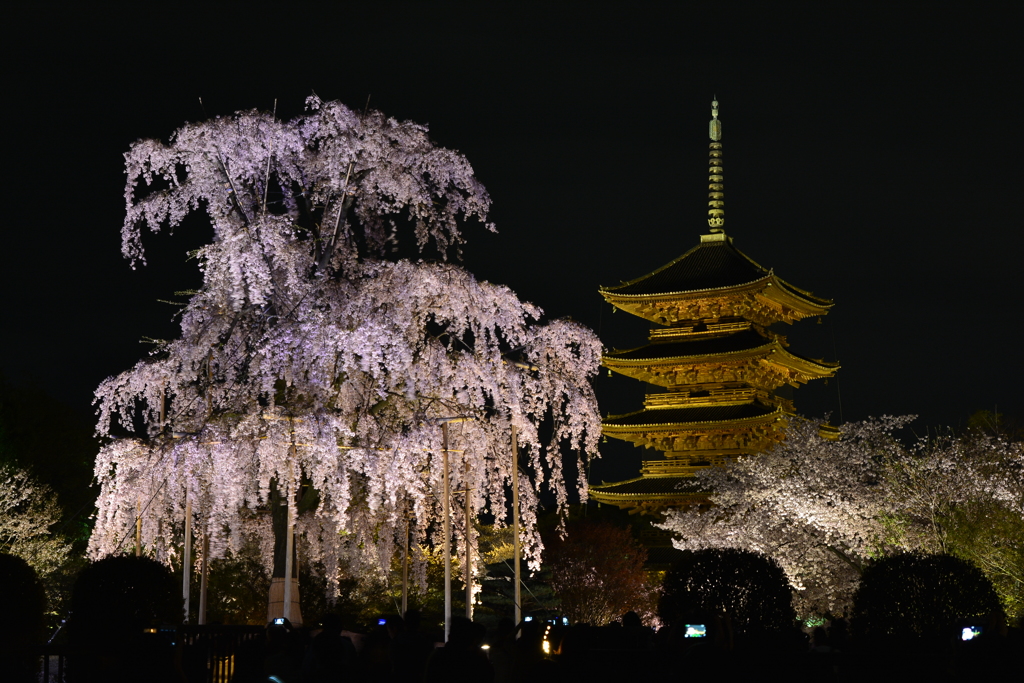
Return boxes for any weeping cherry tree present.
[89,97,602,614]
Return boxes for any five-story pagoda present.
[590,100,839,514]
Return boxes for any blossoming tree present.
[659,417,909,617]
[659,416,1024,619]
[1,463,71,579]
[88,97,602,610]
[882,432,1024,620]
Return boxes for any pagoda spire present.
[708,97,725,232]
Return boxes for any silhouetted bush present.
[658,548,794,634]
[71,555,181,640]
[851,552,1003,640]
[0,553,46,682]
[67,555,184,682]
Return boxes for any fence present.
[36,625,265,683]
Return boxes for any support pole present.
[283,500,294,622]
[182,493,192,623]
[511,424,521,629]
[401,516,410,617]
[442,421,451,642]
[135,498,142,557]
[465,460,473,620]
[198,531,209,625]
[283,460,295,624]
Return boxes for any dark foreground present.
[34,620,1023,683]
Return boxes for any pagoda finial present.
[707,97,725,231]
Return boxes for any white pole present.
[465,460,473,620]
[402,516,410,616]
[283,499,294,622]
[198,531,209,625]
[135,498,142,557]
[442,421,451,642]
[511,424,521,629]
[183,493,192,623]
[283,456,294,623]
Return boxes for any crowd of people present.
[194,608,1018,682]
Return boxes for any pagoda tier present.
[603,327,838,389]
[588,476,708,515]
[600,233,832,327]
[602,403,787,455]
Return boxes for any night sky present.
[4,4,1022,486]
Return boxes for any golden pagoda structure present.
[590,99,839,515]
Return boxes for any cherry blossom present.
[90,98,601,595]
[660,416,1024,618]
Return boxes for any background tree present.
[544,519,657,625]
[882,432,1024,623]
[658,548,794,635]
[660,415,1024,622]
[0,463,71,582]
[0,373,97,540]
[88,97,601,604]
[659,417,908,617]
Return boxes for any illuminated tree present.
[882,433,1024,622]
[545,520,657,625]
[659,417,910,617]
[0,463,71,579]
[88,97,602,599]
[660,416,1024,620]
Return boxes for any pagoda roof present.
[590,475,707,496]
[607,328,769,360]
[604,330,839,373]
[600,233,831,307]
[604,403,780,428]
[589,475,710,514]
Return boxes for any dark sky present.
[4,4,1022,485]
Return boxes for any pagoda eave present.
[603,407,785,430]
[601,275,831,327]
[589,476,710,514]
[603,346,838,389]
[602,407,788,452]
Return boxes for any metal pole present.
[511,424,521,629]
[198,531,209,625]
[401,516,410,616]
[442,421,451,642]
[465,460,473,620]
[183,492,192,623]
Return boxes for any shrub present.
[658,548,794,634]
[851,552,1003,640]
[0,553,46,682]
[70,555,181,641]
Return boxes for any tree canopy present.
[544,519,657,626]
[660,417,1024,620]
[0,463,71,580]
[851,553,1003,640]
[89,97,602,593]
[658,548,795,635]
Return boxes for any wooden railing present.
[36,625,265,683]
